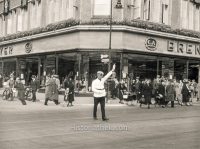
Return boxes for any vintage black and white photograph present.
[0,0,200,149]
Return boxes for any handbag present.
[140,96,145,103]
[123,94,128,99]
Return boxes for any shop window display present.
[188,60,199,82]
[128,54,157,81]
[3,60,16,81]
[174,59,187,81]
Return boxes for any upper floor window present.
[181,0,196,30]
[17,9,23,32]
[194,5,200,31]
[131,0,142,19]
[143,0,150,20]
[94,0,111,16]
[46,0,74,25]
[161,0,169,24]
[0,16,3,37]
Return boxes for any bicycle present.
[24,87,33,101]
[2,88,15,101]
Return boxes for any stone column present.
[55,54,59,75]
[16,58,19,77]
[122,54,129,91]
[198,63,200,83]
[38,57,41,84]
[81,54,89,92]
[74,53,81,92]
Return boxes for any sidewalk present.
[0,89,126,112]
[1,88,199,112]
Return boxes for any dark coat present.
[51,78,60,101]
[110,79,118,97]
[157,84,165,96]
[156,84,166,104]
[119,83,127,100]
[181,84,190,103]
[152,79,160,95]
[0,77,3,88]
[64,80,74,102]
[16,81,25,99]
[142,83,152,96]
[131,82,136,95]
[30,80,39,91]
[135,81,142,94]
[165,84,175,101]
[142,83,152,104]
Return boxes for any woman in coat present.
[15,77,26,105]
[51,75,60,104]
[118,81,127,104]
[44,75,59,105]
[165,80,175,108]
[174,80,183,105]
[156,81,165,107]
[64,77,75,107]
[141,79,152,109]
[181,81,191,106]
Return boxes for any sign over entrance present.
[101,54,109,64]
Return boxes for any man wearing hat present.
[152,75,161,97]
[15,77,27,105]
[135,76,142,102]
[92,64,116,121]
[51,75,60,105]
[30,75,39,102]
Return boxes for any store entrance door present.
[188,60,199,82]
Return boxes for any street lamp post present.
[108,0,123,72]
[107,0,122,102]
[108,0,113,73]
[106,0,113,102]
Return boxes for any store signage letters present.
[168,41,200,55]
[0,46,13,56]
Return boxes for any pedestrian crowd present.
[112,75,199,109]
[0,67,199,121]
[0,71,75,107]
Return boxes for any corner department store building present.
[1,0,200,92]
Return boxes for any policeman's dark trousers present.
[93,97,106,119]
[32,90,36,101]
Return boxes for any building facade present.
[0,0,200,92]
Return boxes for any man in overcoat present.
[30,75,40,102]
[165,80,175,108]
[44,74,60,105]
[15,77,27,105]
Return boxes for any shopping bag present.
[140,96,145,103]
